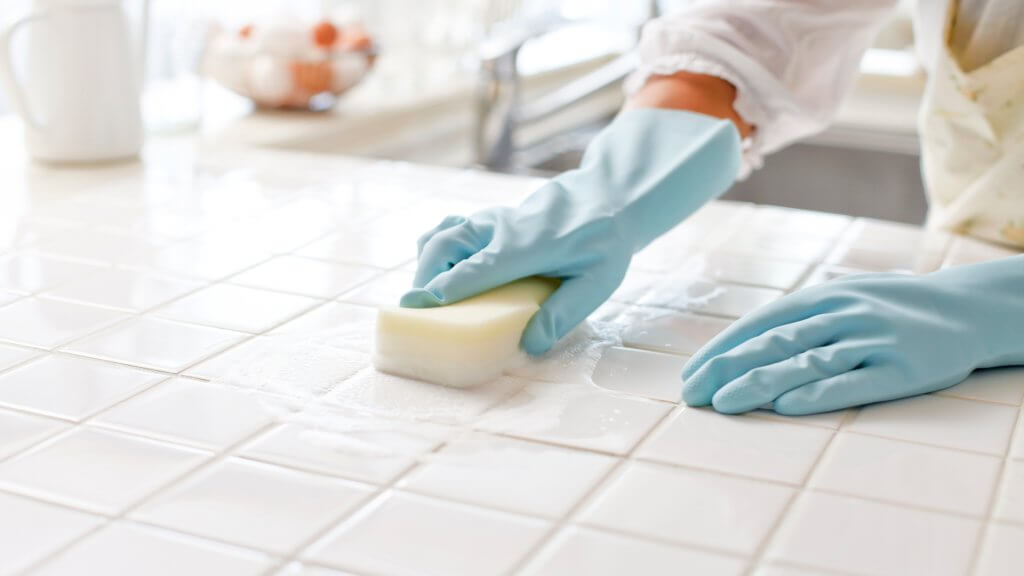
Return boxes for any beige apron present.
[919,0,1024,248]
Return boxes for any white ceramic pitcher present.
[0,0,144,163]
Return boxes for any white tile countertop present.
[0,135,1023,576]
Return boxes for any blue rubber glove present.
[683,255,1024,415]
[401,108,741,355]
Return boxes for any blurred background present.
[0,0,927,222]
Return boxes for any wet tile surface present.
[1,150,1019,575]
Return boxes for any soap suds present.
[211,311,626,458]
[505,320,623,384]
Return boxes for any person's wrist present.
[627,71,754,139]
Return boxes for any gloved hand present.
[401,108,741,355]
[682,255,1024,415]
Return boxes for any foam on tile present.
[211,335,368,403]
[507,320,624,384]
[276,403,453,460]
[210,302,626,430]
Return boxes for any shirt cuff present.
[624,53,764,181]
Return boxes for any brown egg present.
[338,26,372,51]
[291,60,333,94]
[312,20,339,47]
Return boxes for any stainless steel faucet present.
[473,6,653,172]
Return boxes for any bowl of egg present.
[206,20,376,110]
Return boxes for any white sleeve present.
[626,0,899,174]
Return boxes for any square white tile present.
[239,409,452,485]
[638,407,832,484]
[936,367,1024,406]
[0,219,72,252]
[154,284,319,334]
[304,491,549,576]
[942,235,1020,268]
[327,369,525,426]
[810,432,1001,516]
[0,491,102,576]
[521,526,744,576]
[182,336,273,381]
[579,461,793,555]
[190,338,367,401]
[229,255,381,299]
[993,459,1024,524]
[826,225,950,273]
[0,408,67,460]
[0,355,163,421]
[0,298,127,349]
[64,317,247,372]
[269,301,377,353]
[0,290,18,307]
[133,238,271,281]
[337,270,414,308]
[44,268,203,313]
[95,378,280,450]
[976,522,1024,576]
[630,238,700,273]
[609,269,661,304]
[766,492,980,576]
[640,278,782,319]
[400,432,617,518]
[592,346,687,402]
[133,458,374,555]
[31,229,165,265]
[751,564,843,576]
[617,306,732,356]
[0,342,38,371]
[682,252,810,290]
[274,562,354,576]
[476,380,672,455]
[746,407,850,430]
[0,253,104,295]
[31,522,271,576]
[721,230,834,263]
[796,264,874,290]
[1013,411,1024,460]
[744,205,852,239]
[0,427,209,514]
[296,228,416,269]
[847,394,1018,455]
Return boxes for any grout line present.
[2,194,1017,575]
[0,370,172,465]
[836,426,1017,459]
[966,403,1024,575]
[260,426,479,575]
[739,411,841,575]
[11,418,283,576]
[737,216,849,576]
[505,403,679,575]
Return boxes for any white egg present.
[248,55,293,105]
[252,24,307,58]
[206,36,250,93]
[330,55,368,92]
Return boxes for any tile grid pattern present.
[0,152,1020,576]
[967,399,1024,575]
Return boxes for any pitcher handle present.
[0,11,49,131]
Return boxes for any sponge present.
[373,277,558,388]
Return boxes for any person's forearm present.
[627,71,754,139]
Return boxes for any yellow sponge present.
[373,277,558,388]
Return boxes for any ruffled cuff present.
[624,53,764,181]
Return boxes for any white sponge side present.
[373,277,558,388]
